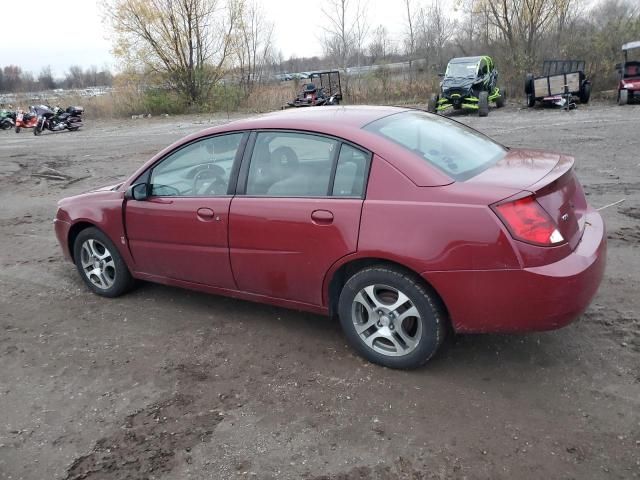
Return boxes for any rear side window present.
[332,144,368,197]
[364,111,506,181]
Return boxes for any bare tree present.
[368,25,392,64]
[403,0,418,65]
[38,66,56,90]
[108,0,240,104]
[235,0,275,93]
[353,0,370,67]
[321,0,353,72]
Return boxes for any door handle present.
[311,209,334,225]
[197,207,215,220]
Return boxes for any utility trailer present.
[525,60,591,108]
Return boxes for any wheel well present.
[67,222,95,262]
[327,258,450,325]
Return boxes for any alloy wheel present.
[351,284,422,357]
[79,239,116,290]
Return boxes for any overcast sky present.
[0,0,419,77]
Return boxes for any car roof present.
[205,105,409,134]
[449,56,483,64]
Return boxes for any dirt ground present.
[0,103,638,480]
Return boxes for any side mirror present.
[125,183,149,201]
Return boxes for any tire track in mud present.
[63,394,223,480]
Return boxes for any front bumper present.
[54,218,73,261]
[423,210,607,333]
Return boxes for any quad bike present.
[285,70,342,108]
[14,107,39,133]
[33,105,83,135]
[0,109,16,130]
[617,41,640,105]
[428,56,505,117]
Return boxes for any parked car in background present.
[54,107,606,369]
[617,41,640,105]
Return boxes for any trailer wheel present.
[526,94,536,108]
[618,89,628,106]
[524,74,534,95]
[580,82,591,103]
[427,94,438,113]
[496,89,506,108]
[478,91,489,117]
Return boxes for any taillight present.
[493,196,564,246]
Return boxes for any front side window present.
[246,132,338,196]
[150,133,243,196]
[364,111,506,181]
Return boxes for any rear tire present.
[618,89,628,105]
[478,91,489,117]
[580,82,591,103]
[524,73,534,95]
[496,88,506,108]
[338,266,446,369]
[526,93,536,108]
[73,227,135,298]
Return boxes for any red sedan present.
[54,107,606,369]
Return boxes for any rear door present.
[125,133,246,288]
[229,131,370,306]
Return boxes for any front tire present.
[73,227,135,298]
[427,94,438,113]
[338,266,446,369]
[15,126,21,133]
[478,91,489,117]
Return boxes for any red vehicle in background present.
[617,40,640,105]
[14,107,38,133]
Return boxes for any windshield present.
[364,111,507,181]
[445,61,479,79]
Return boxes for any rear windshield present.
[364,111,506,181]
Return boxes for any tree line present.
[0,65,114,94]
[5,0,638,101]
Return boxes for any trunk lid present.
[469,148,587,249]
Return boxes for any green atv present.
[428,56,505,117]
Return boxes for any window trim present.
[135,131,249,198]
[235,129,373,199]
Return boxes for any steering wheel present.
[191,164,227,195]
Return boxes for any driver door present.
[124,132,246,288]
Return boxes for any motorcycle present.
[0,109,16,130]
[33,105,83,136]
[15,107,39,133]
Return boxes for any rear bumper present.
[424,210,606,333]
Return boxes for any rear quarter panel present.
[356,155,521,273]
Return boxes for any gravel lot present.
[0,103,638,480]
